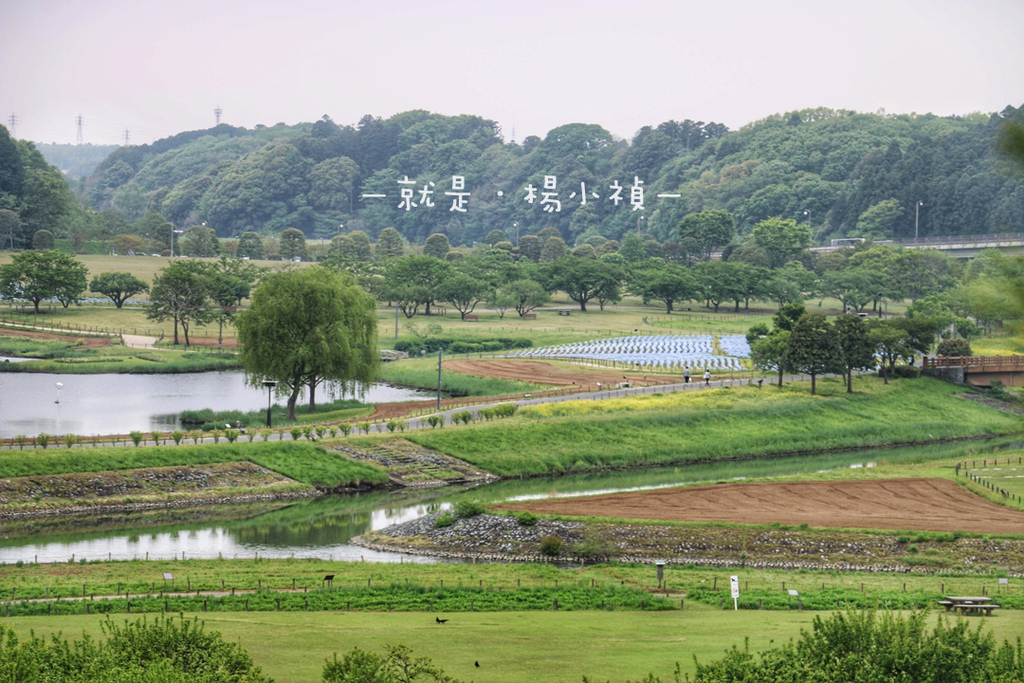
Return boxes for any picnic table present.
[937,596,1001,616]
[557,309,572,316]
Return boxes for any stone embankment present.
[353,513,1024,576]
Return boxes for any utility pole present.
[76,114,84,145]
[123,128,131,146]
[7,113,16,137]
[214,106,222,126]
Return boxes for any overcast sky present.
[2,0,1023,146]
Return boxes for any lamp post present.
[437,349,443,410]
[637,214,644,236]
[55,381,63,404]
[262,380,278,428]
[803,209,811,232]
[513,222,519,247]
[338,223,343,238]
[169,228,184,257]
[914,201,923,242]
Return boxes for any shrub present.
[356,421,373,435]
[540,535,562,557]
[452,411,472,425]
[224,429,240,443]
[426,415,444,429]
[259,428,272,441]
[13,434,26,449]
[338,423,352,436]
[290,427,303,441]
[129,431,143,447]
[516,511,538,526]
[302,425,315,440]
[315,425,327,439]
[210,429,223,444]
[62,434,78,448]
[170,430,184,445]
[323,644,453,683]
[434,511,456,528]
[190,430,203,444]
[986,380,1016,402]
[328,426,338,438]
[453,499,486,518]
[936,338,972,357]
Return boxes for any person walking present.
[703,369,711,386]
[684,367,690,384]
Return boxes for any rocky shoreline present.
[353,512,1024,576]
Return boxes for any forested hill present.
[82,106,1024,246]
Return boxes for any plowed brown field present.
[499,478,1024,534]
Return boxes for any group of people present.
[683,367,711,386]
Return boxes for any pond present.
[1,437,1016,565]
[0,370,429,438]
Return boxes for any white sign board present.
[788,589,799,597]
[730,576,740,599]
[999,578,1009,585]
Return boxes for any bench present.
[463,315,478,321]
[940,597,1001,616]
[520,313,536,319]
[557,309,572,316]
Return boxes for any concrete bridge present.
[810,233,1024,258]
[921,355,1024,387]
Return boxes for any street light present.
[513,221,519,247]
[637,214,644,236]
[914,201,923,242]
[262,380,278,427]
[55,381,63,404]
[169,228,184,257]
[803,209,811,232]
[338,223,343,238]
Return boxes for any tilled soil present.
[443,359,681,387]
[497,478,1024,534]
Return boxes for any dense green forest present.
[5,104,1024,251]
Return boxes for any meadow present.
[403,376,1023,476]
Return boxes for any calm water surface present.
[0,370,427,437]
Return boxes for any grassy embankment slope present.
[403,376,1023,477]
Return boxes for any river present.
[0,370,429,438]
[1,437,1017,565]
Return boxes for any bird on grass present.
[475,661,480,668]
[435,617,448,624]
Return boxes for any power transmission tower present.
[214,106,222,126]
[123,128,131,145]
[7,113,16,137]
[76,114,84,145]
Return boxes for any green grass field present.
[401,376,1023,476]
[5,609,1023,683]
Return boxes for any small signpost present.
[730,575,739,611]
[163,573,173,590]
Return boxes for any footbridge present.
[921,355,1024,387]
[810,233,1024,258]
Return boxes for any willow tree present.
[235,267,378,420]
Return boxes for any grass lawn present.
[401,376,1023,477]
[5,609,1023,683]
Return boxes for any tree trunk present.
[307,379,317,414]
[777,366,784,387]
[286,384,301,421]
[810,372,817,395]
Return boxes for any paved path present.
[121,334,160,349]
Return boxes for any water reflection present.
[1,437,1018,565]
[0,371,428,437]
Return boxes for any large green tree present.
[678,209,735,262]
[236,267,378,420]
[751,217,812,268]
[89,271,149,308]
[146,260,214,346]
[785,313,843,394]
[0,250,88,313]
[545,258,622,312]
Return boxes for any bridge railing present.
[923,355,1024,370]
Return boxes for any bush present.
[452,411,473,425]
[170,430,184,445]
[434,511,456,528]
[290,426,303,440]
[516,511,538,526]
[937,338,972,357]
[426,415,444,429]
[129,431,143,447]
[453,499,486,518]
[540,535,562,557]
[323,644,455,683]
[338,423,352,436]
[62,433,78,448]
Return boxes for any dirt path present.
[499,478,1024,534]
[0,326,112,348]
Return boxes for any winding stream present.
[1,437,1017,565]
